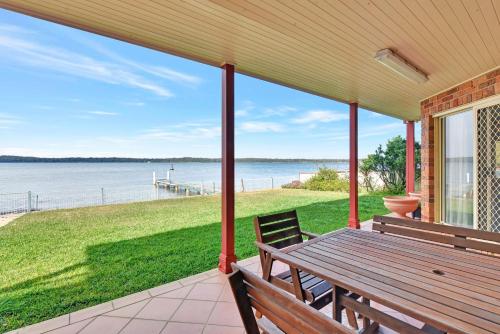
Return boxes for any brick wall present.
[420,68,499,222]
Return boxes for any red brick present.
[419,67,499,224]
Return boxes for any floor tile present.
[158,285,193,299]
[161,322,204,334]
[203,325,244,334]
[201,274,227,284]
[45,318,94,334]
[186,283,223,301]
[149,281,183,297]
[18,314,69,334]
[135,298,183,321]
[70,302,113,323]
[105,300,149,318]
[120,319,165,334]
[78,316,129,334]
[112,291,150,309]
[207,302,242,327]
[170,300,216,324]
[218,284,235,302]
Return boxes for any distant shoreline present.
[0,155,349,163]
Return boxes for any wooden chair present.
[254,210,360,329]
[228,263,356,334]
[372,215,500,255]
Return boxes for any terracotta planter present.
[383,196,420,218]
[408,192,421,199]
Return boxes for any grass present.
[0,189,388,332]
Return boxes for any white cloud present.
[0,32,173,97]
[0,113,20,128]
[235,100,255,117]
[240,121,284,133]
[87,111,119,116]
[292,110,348,124]
[81,38,202,86]
[140,124,221,142]
[263,106,297,116]
[124,101,145,107]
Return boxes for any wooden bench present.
[229,263,357,334]
[372,215,500,255]
[254,210,360,328]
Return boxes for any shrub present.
[360,135,421,194]
[281,180,304,189]
[303,168,349,192]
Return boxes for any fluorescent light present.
[374,49,428,84]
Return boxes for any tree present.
[361,135,421,193]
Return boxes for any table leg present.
[332,285,343,322]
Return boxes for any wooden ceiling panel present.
[0,0,498,120]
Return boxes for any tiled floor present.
[9,222,422,334]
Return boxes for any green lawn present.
[0,189,388,332]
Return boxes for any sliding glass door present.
[442,110,474,228]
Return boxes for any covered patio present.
[1,0,499,333]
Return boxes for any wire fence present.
[0,176,296,215]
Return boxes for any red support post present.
[219,63,237,274]
[348,102,360,229]
[405,120,415,195]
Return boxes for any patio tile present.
[241,262,261,274]
[78,316,129,334]
[70,302,113,323]
[149,281,183,297]
[161,322,204,334]
[207,302,243,327]
[135,298,183,321]
[218,283,235,302]
[170,300,216,324]
[105,300,149,318]
[203,325,244,334]
[158,285,194,299]
[186,283,224,301]
[201,273,228,284]
[112,290,150,309]
[18,314,69,334]
[120,319,166,334]
[45,318,94,334]
[179,272,210,286]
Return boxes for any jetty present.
[153,172,215,196]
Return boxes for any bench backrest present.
[372,215,500,254]
[254,210,303,264]
[228,264,355,334]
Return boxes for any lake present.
[0,161,348,213]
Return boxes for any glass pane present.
[444,110,474,227]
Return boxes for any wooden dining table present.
[270,228,500,334]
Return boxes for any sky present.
[0,9,420,159]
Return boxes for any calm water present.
[0,162,347,213]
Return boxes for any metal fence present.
[0,176,296,215]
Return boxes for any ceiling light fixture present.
[374,49,428,84]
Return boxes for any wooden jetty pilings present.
[154,178,215,196]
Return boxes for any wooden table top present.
[271,228,500,334]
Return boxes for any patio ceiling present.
[1,0,499,120]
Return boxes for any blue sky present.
[0,9,420,159]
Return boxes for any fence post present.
[27,191,32,212]
[36,195,39,211]
[271,177,274,189]
[200,183,204,195]
[153,172,157,185]
[213,182,216,194]
[241,178,245,192]
[101,187,105,205]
